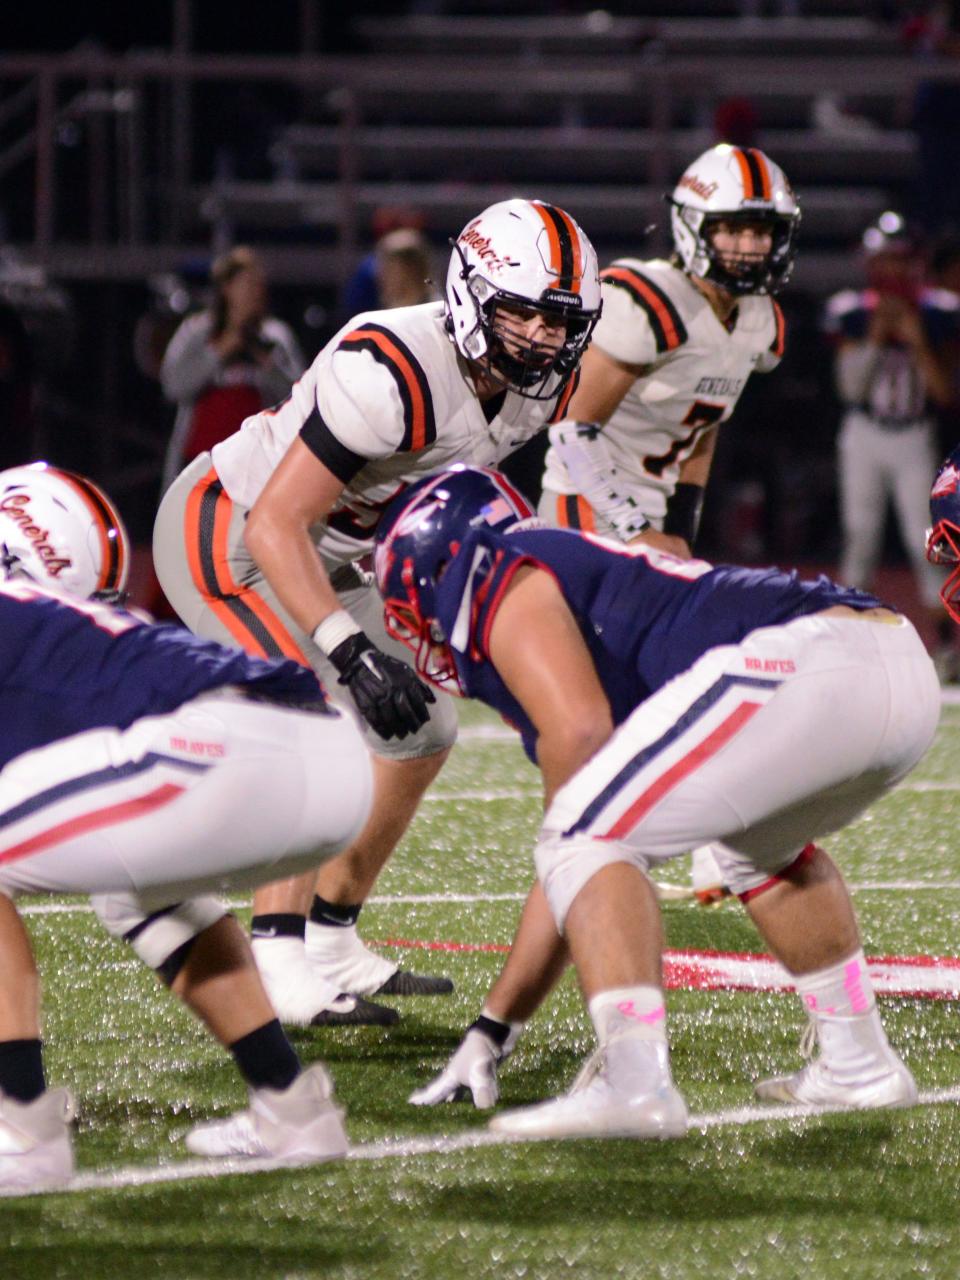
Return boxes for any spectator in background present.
[159,247,305,495]
[823,211,960,675]
[375,228,438,309]
[336,206,430,323]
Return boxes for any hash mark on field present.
[8,1085,960,1199]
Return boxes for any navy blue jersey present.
[0,582,325,770]
[434,526,884,760]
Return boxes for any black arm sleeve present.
[663,482,705,548]
[299,405,367,484]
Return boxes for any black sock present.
[470,1015,512,1050]
[250,913,306,941]
[309,896,361,928]
[0,1039,46,1102]
[229,1020,300,1092]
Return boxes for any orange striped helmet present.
[0,462,130,600]
[445,198,601,399]
[667,144,800,295]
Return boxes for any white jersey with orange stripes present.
[540,257,784,528]
[212,300,575,569]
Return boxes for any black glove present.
[329,631,435,740]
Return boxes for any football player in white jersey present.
[541,142,800,904]
[153,199,601,1027]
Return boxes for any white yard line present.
[5,1083,959,1199]
[20,877,960,919]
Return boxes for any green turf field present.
[3,700,960,1280]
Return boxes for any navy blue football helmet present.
[927,446,960,621]
[374,465,535,692]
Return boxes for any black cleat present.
[309,993,399,1027]
[373,970,455,997]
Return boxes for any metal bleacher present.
[194,11,939,296]
[1,9,957,297]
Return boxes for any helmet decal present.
[0,462,130,600]
[445,199,601,399]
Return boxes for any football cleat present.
[252,936,398,1026]
[691,845,732,907]
[755,1055,918,1109]
[650,880,696,903]
[305,922,453,997]
[489,1043,688,1141]
[0,1087,76,1193]
[185,1063,348,1161]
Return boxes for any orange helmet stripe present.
[734,148,772,201]
[531,202,582,293]
[53,468,126,593]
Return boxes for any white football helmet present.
[0,462,130,600]
[668,144,800,295]
[445,198,601,399]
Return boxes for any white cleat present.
[185,1063,348,1162]
[0,1087,75,1193]
[252,936,398,1027]
[755,1055,918,1110]
[305,921,453,997]
[691,845,732,907]
[651,881,695,903]
[489,1047,688,1141]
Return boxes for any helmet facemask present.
[375,465,537,694]
[926,519,960,623]
[380,550,463,695]
[672,203,799,296]
[450,244,598,399]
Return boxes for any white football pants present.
[0,690,372,908]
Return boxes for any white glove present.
[408,1019,521,1109]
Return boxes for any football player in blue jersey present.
[373,465,938,1139]
[0,465,373,1190]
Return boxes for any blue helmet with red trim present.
[374,465,536,692]
[927,445,960,621]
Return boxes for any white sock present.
[588,985,667,1044]
[794,950,893,1073]
[588,986,672,1095]
[795,948,875,1018]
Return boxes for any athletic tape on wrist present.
[312,609,362,656]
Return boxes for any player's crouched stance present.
[0,466,372,1191]
[373,465,939,1140]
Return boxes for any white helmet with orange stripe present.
[0,462,130,601]
[668,144,800,296]
[445,198,601,399]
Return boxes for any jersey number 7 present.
[643,401,725,477]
